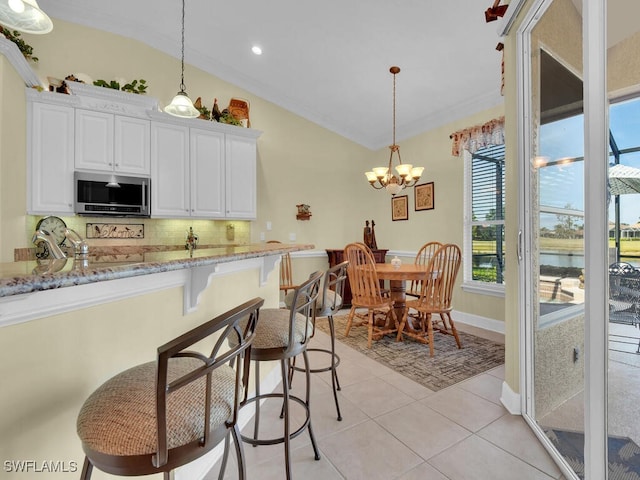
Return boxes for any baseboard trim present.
[500,380,521,414]
[175,363,282,480]
[453,309,505,335]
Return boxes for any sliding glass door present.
[521,0,587,474]
[517,0,640,478]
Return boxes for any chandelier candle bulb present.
[365,171,378,182]
[396,163,413,177]
[411,167,425,178]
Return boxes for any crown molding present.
[0,36,42,87]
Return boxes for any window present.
[464,144,505,294]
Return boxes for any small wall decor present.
[363,220,378,249]
[296,204,312,220]
[415,182,435,211]
[391,195,409,221]
[86,223,144,239]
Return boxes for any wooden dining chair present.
[267,240,298,294]
[407,241,443,298]
[76,298,264,480]
[397,243,462,357]
[343,242,397,348]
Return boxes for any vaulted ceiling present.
[38,0,507,149]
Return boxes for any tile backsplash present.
[26,216,250,247]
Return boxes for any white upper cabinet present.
[150,122,190,217]
[27,97,75,215]
[190,128,225,218]
[149,112,260,220]
[225,134,257,219]
[75,109,150,175]
[24,83,260,220]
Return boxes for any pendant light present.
[0,0,53,34]
[164,0,199,118]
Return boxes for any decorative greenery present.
[219,110,242,126]
[93,78,148,94]
[0,26,38,62]
[197,104,211,120]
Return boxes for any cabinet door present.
[27,102,75,214]
[115,116,150,175]
[150,122,190,217]
[225,134,257,219]
[75,109,114,171]
[190,128,225,218]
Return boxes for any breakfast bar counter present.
[0,243,313,326]
[0,243,312,297]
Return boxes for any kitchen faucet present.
[64,228,89,258]
[32,229,67,259]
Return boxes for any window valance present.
[450,116,505,156]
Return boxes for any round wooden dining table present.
[375,263,429,333]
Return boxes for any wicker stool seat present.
[78,358,235,459]
[76,298,263,480]
[239,271,323,480]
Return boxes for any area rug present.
[545,428,640,479]
[315,315,504,391]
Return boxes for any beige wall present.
[0,17,508,479]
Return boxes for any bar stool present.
[286,261,349,421]
[76,298,263,480]
[240,271,323,480]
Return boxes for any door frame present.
[516,0,608,478]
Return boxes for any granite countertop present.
[0,243,313,297]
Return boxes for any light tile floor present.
[206,328,566,480]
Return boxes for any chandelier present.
[164,0,199,118]
[365,66,424,195]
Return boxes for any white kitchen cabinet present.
[190,128,225,218]
[225,133,257,219]
[27,100,75,215]
[151,125,226,219]
[150,122,190,217]
[75,109,150,175]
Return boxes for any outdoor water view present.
[471,95,640,286]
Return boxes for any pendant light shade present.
[165,91,199,118]
[164,0,199,119]
[0,0,53,34]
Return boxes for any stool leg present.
[302,350,321,461]
[280,358,295,419]
[80,457,93,480]
[231,423,247,480]
[252,361,261,447]
[218,433,230,480]
[327,315,343,421]
[281,358,293,480]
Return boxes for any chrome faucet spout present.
[32,229,67,259]
[64,228,89,258]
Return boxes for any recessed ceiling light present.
[251,45,263,55]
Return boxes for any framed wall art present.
[415,182,434,211]
[391,195,409,221]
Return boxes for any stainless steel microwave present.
[74,172,150,217]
